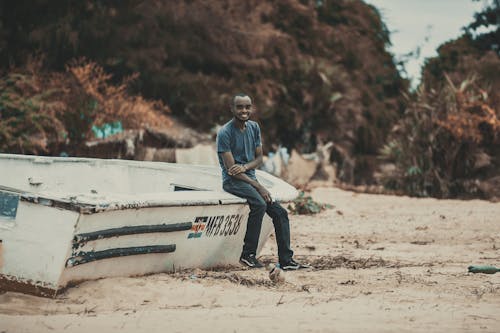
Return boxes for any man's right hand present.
[256,185,272,203]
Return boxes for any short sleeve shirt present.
[216,119,262,183]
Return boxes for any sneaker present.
[239,253,263,268]
[281,258,311,271]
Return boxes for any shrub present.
[0,59,65,154]
[287,191,332,215]
[380,74,499,198]
[0,58,172,155]
[67,59,172,130]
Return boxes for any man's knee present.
[277,205,288,218]
[270,203,289,219]
[250,199,267,213]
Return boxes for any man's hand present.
[228,164,247,176]
[256,185,272,203]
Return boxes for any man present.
[216,93,308,270]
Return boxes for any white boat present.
[0,153,298,297]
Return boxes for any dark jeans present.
[223,178,294,265]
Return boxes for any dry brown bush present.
[381,74,500,199]
[0,58,66,154]
[435,76,499,144]
[67,59,172,129]
[0,58,172,155]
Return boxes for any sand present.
[1,187,499,332]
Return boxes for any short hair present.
[231,93,251,106]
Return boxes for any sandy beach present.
[1,187,499,332]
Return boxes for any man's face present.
[231,96,252,122]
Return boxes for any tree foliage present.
[381,76,499,198]
[0,57,171,155]
[0,0,406,185]
[382,0,500,199]
[0,58,65,154]
[423,0,500,89]
[467,0,500,55]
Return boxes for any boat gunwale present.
[19,192,248,214]
[0,154,298,214]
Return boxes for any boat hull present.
[0,154,295,296]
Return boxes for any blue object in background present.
[92,121,123,139]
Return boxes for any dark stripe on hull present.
[66,244,176,267]
[73,222,192,245]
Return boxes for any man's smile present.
[232,95,253,123]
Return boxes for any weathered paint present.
[0,154,298,297]
[0,200,79,293]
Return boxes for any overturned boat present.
[0,153,298,297]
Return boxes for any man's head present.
[230,93,253,122]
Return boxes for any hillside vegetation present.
[0,0,406,183]
[1,0,498,199]
[380,0,500,200]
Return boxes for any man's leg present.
[267,202,311,270]
[266,202,294,265]
[223,179,267,260]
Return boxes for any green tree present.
[467,0,500,55]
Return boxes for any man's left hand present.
[228,164,247,176]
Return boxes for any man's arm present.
[227,146,263,176]
[220,149,272,202]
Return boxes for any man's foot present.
[239,253,264,268]
[281,258,311,271]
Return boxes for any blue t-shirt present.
[216,119,262,184]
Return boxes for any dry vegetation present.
[381,75,500,200]
[0,58,171,155]
[0,0,498,200]
[0,0,408,183]
[68,59,172,130]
